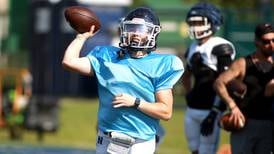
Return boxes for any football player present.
[182,2,236,154]
[62,7,184,154]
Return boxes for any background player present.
[214,22,274,154]
[182,2,236,154]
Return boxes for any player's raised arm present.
[62,26,96,76]
[62,6,101,76]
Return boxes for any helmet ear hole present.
[155,27,161,33]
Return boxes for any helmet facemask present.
[187,16,214,40]
[119,18,161,51]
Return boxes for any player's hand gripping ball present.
[219,112,245,132]
[64,6,101,33]
[226,79,247,99]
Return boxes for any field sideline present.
[0,97,230,154]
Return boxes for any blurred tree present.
[7,0,28,53]
[131,0,147,8]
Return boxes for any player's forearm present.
[214,79,236,110]
[137,100,173,121]
[62,35,87,66]
[112,90,174,121]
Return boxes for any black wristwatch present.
[134,98,141,108]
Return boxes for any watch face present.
[134,98,141,108]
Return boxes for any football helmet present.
[119,7,161,52]
[186,2,223,39]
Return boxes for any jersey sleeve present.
[86,46,102,73]
[155,56,184,91]
[86,46,119,72]
[87,46,116,60]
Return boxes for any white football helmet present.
[119,7,161,52]
[186,2,223,40]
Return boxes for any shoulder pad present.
[212,44,234,56]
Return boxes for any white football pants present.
[96,130,155,154]
[184,107,221,154]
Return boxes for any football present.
[226,79,247,99]
[64,6,101,33]
[219,112,244,131]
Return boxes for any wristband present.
[230,105,237,110]
[134,98,141,108]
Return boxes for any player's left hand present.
[112,93,135,108]
[201,110,218,136]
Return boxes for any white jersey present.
[186,36,236,71]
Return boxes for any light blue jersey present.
[87,45,184,140]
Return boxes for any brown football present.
[226,79,247,98]
[64,6,101,33]
[219,112,244,131]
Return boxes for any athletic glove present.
[200,109,218,136]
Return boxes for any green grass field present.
[0,97,230,154]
